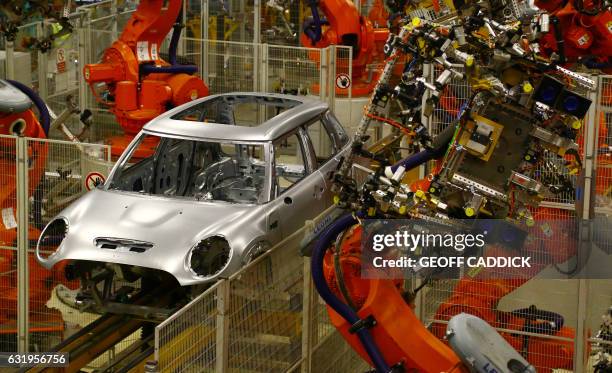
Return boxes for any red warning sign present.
[85,172,106,191]
[56,48,66,73]
[335,73,351,89]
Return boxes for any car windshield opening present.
[107,134,268,204]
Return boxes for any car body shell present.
[37,92,350,286]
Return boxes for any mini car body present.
[36,93,349,308]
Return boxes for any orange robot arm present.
[301,0,389,95]
[312,215,469,372]
[84,0,208,152]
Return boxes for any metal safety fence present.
[1,1,360,142]
[416,74,612,373]
[81,27,358,131]
[0,3,609,371]
[155,207,369,373]
[0,134,111,357]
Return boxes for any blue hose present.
[141,1,199,76]
[311,213,391,373]
[390,148,436,173]
[390,123,457,173]
[140,64,198,75]
[7,79,51,136]
[303,0,323,44]
[582,59,612,69]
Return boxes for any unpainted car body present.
[36,93,349,295]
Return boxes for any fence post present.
[347,46,353,126]
[5,38,15,80]
[328,45,337,112]
[253,0,262,44]
[301,257,314,373]
[572,79,599,373]
[319,48,328,102]
[253,43,261,93]
[574,280,588,373]
[16,136,29,353]
[154,321,160,364]
[179,0,187,57]
[36,22,48,100]
[255,43,268,124]
[111,0,118,38]
[260,43,269,93]
[215,280,230,373]
[78,14,90,112]
[201,0,209,84]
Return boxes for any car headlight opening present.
[188,236,231,278]
[37,217,69,260]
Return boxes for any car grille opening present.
[95,238,153,253]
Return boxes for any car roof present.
[142,92,329,142]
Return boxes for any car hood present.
[39,189,263,285]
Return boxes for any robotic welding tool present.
[332,21,416,204]
[317,7,598,373]
[344,8,593,222]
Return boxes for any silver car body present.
[37,93,349,286]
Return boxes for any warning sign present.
[150,43,159,60]
[56,48,66,73]
[136,41,151,61]
[1,208,17,230]
[335,73,351,89]
[85,172,106,191]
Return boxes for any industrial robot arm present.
[311,213,539,373]
[83,0,209,156]
[309,6,598,370]
[301,0,389,95]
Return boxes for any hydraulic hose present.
[303,0,323,44]
[141,1,198,76]
[390,122,457,173]
[582,58,612,70]
[169,3,183,65]
[390,148,436,173]
[311,213,391,373]
[140,64,198,75]
[7,79,51,136]
[511,306,564,334]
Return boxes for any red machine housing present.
[537,0,612,71]
[84,0,209,157]
[300,0,389,96]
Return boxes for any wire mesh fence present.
[0,135,20,353]
[226,233,304,372]
[25,137,111,354]
[265,45,321,97]
[1,3,356,150]
[156,288,219,372]
[155,213,365,373]
[0,134,111,354]
[418,70,603,372]
[0,2,610,370]
[427,64,470,137]
[594,77,612,261]
[584,75,612,373]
